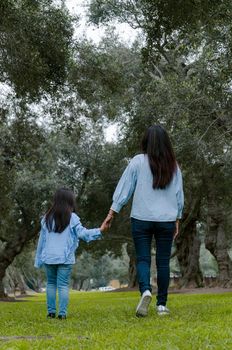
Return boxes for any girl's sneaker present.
[58,315,67,320]
[47,313,56,319]
[156,305,170,315]
[136,290,152,317]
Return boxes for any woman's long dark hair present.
[45,188,77,233]
[142,125,177,189]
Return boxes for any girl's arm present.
[72,214,102,243]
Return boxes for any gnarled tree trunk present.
[17,272,28,296]
[175,191,203,288]
[0,238,29,298]
[205,188,232,287]
[0,269,7,298]
[127,244,138,288]
[72,279,79,290]
[176,217,203,288]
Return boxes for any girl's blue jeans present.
[44,264,73,316]
[131,218,175,306]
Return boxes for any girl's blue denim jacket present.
[34,213,101,268]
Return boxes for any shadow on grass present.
[0,294,37,302]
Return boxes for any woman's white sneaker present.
[136,290,152,317]
[156,305,170,315]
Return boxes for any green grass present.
[0,291,232,349]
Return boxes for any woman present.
[102,125,184,317]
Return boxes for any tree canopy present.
[0,0,74,98]
[1,0,232,297]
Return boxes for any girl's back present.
[42,214,72,265]
[34,188,106,319]
[35,212,102,268]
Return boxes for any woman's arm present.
[174,167,184,239]
[176,167,184,220]
[110,157,138,213]
[101,157,138,229]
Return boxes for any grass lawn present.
[0,291,232,349]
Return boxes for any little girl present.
[34,188,107,319]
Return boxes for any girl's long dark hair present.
[45,188,77,233]
[142,125,177,189]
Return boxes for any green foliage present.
[1,292,232,349]
[69,36,137,120]
[89,0,232,53]
[0,0,74,98]
[72,250,129,289]
[88,0,232,285]
[1,0,232,289]
[0,112,57,245]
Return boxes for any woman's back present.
[111,153,184,222]
[105,125,184,318]
[131,154,183,221]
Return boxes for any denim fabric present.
[45,264,73,316]
[131,218,175,306]
[111,154,184,221]
[35,213,102,268]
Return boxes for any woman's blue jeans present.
[44,264,73,316]
[131,218,175,306]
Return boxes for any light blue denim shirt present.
[34,213,101,268]
[111,154,184,222]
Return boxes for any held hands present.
[100,210,115,233]
[100,213,180,236]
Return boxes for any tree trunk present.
[176,217,203,288]
[0,271,7,298]
[127,244,138,288]
[17,272,27,295]
[0,260,10,298]
[128,255,137,288]
[78,279,85,291]
[205,190,232,287]
[0,240,26,298]
[72,279,79,290]
[84,279,90,291]
[23,270,42,292]
[0,203,38,298]
[175,190,204,288]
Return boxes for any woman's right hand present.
[100,210,115,232]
